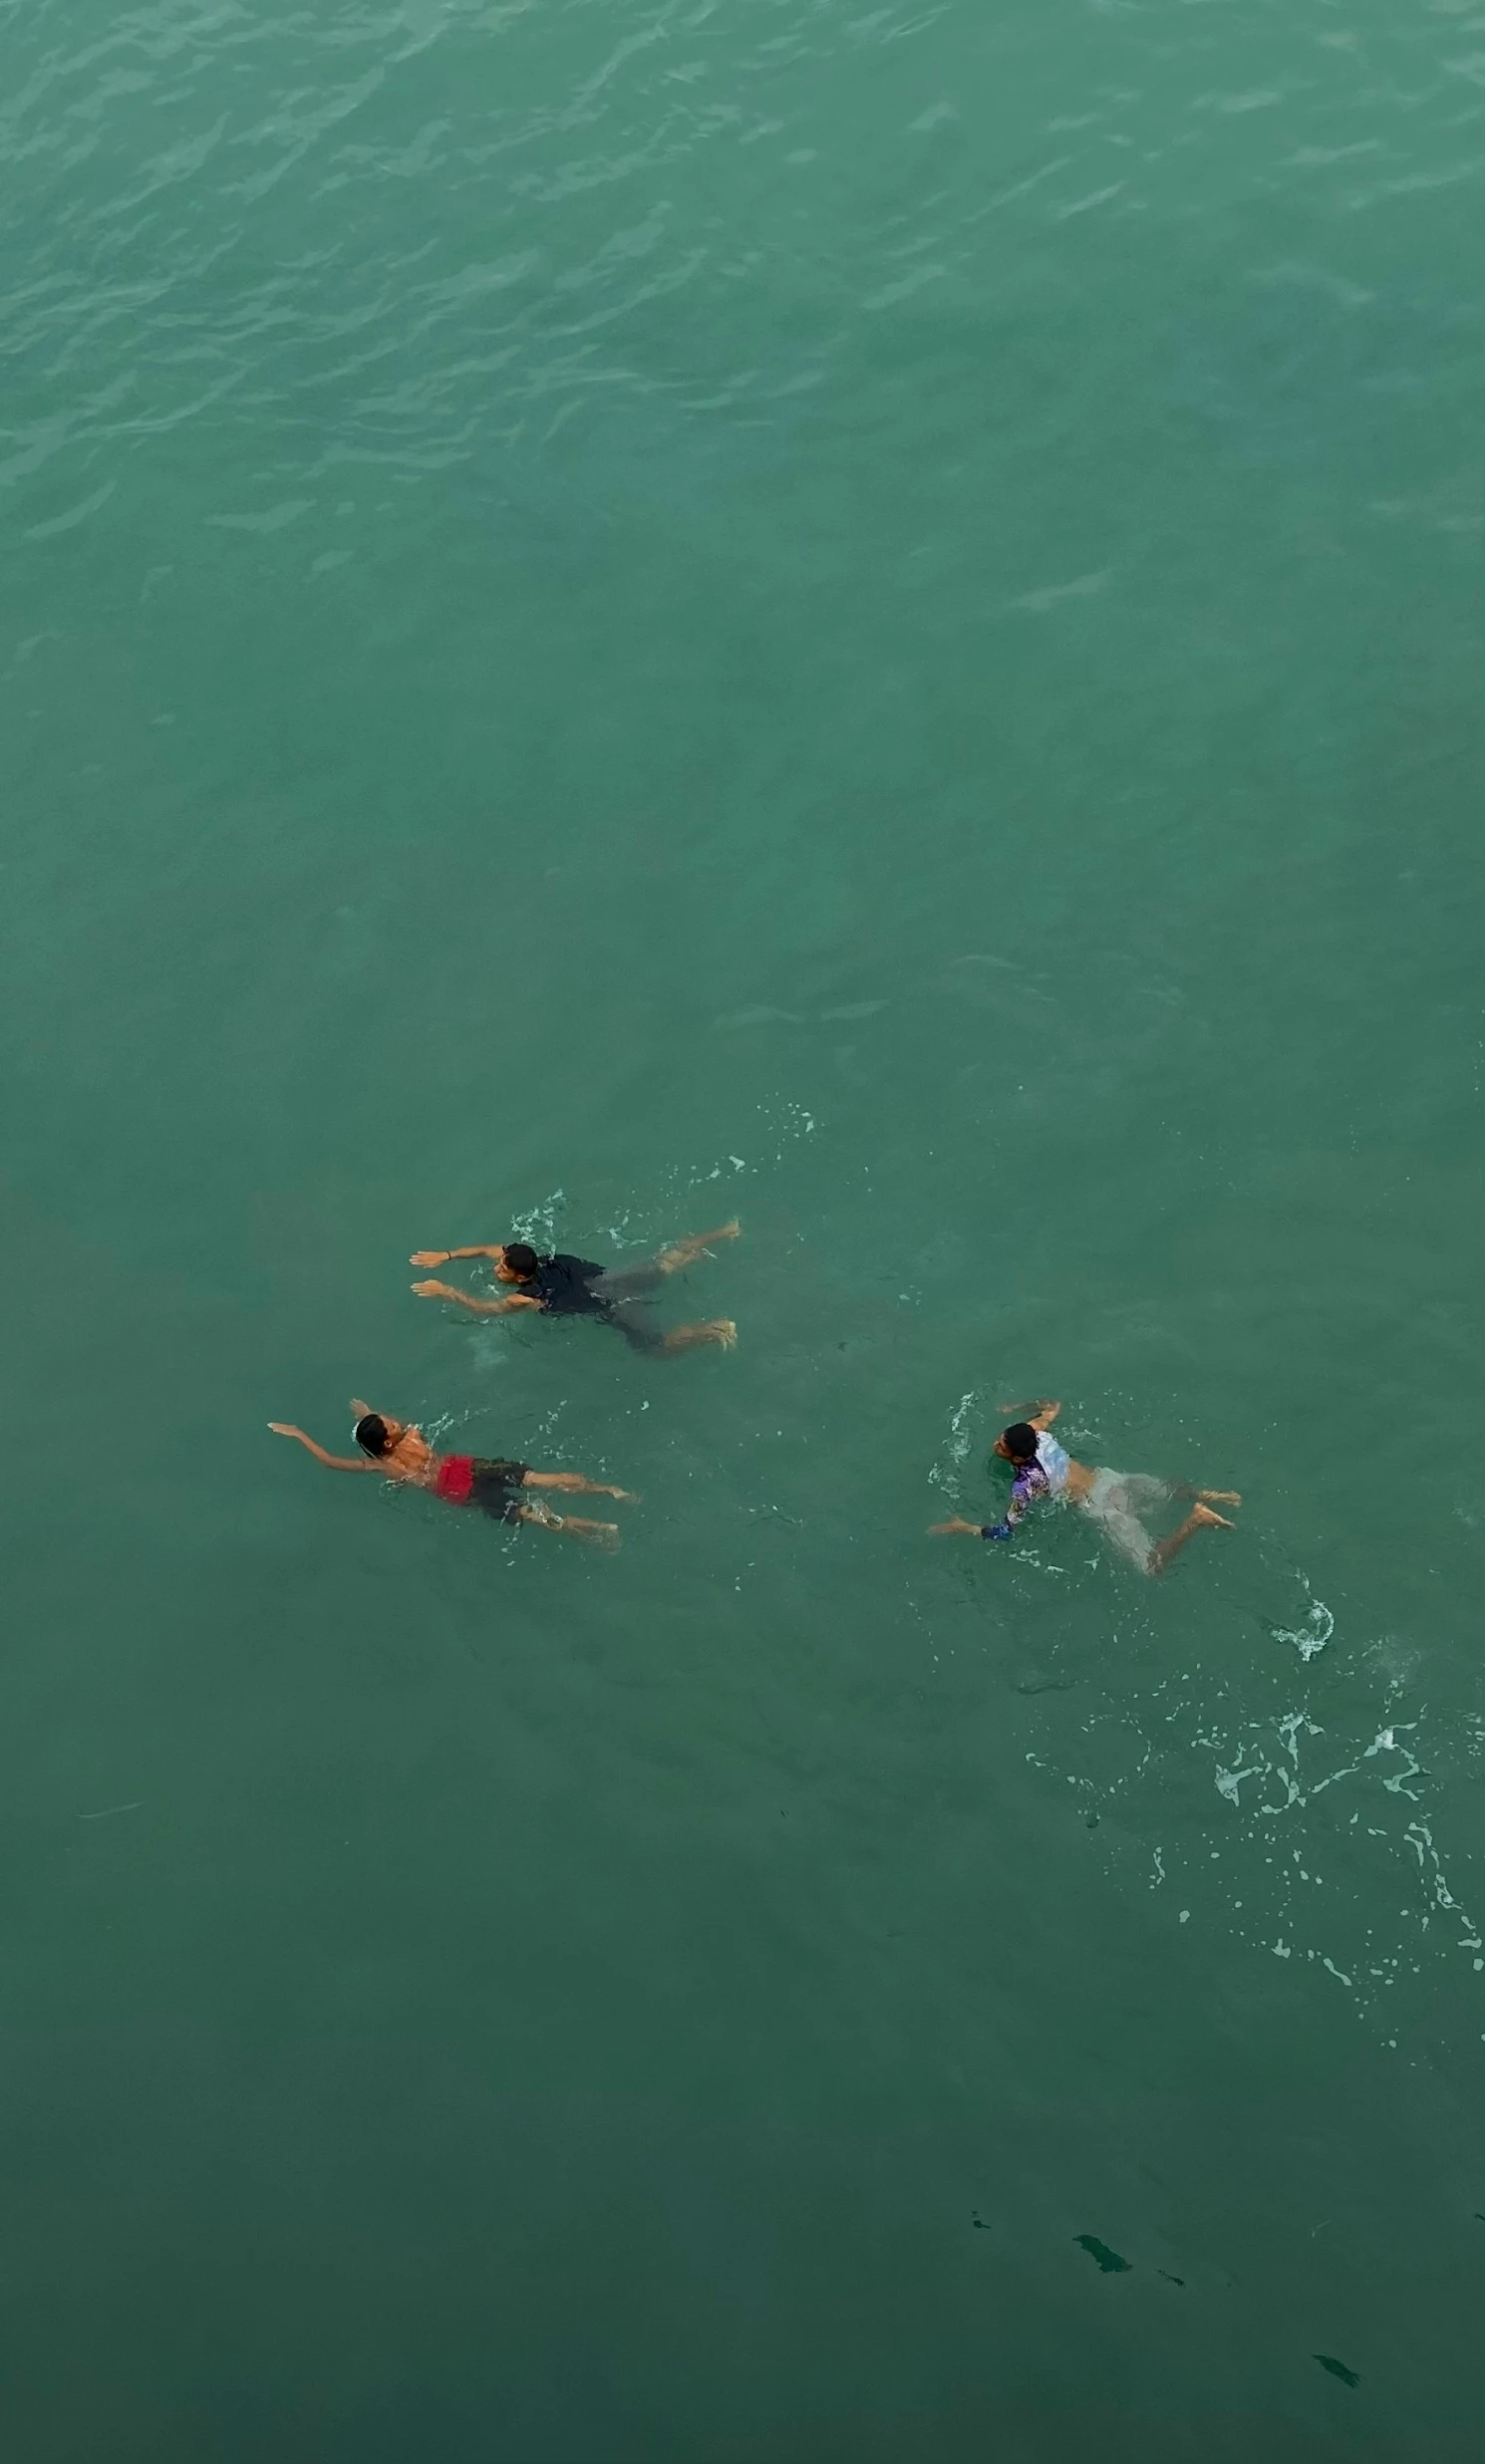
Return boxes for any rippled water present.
[3,3,1481,2459]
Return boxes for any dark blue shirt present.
[527,1254,609,1316]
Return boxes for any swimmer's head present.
[995,1422,1040,1465]
[355,1413,394,1457]
[496,1241,540,1283]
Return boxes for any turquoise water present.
[3,1,1482,2456]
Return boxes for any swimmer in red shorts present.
[269,1400,635,1547]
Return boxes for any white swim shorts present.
[1078,1469,1172,1572]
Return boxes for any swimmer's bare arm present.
[269,1424,381,1472]
[523,1470,640,1501]
[999,1398,1061,1428]
[409,1245,504,1266]
[410,1279,542,1314]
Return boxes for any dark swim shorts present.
[468,1458,529,1523]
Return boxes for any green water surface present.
[2,2,1482,2458]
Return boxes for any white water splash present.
[929,1389,980,1501]
[509,1186,566,1250]
[1048,1677,1485,2039]
[1271,1580,1335,1661]
[670,1100,817,1201]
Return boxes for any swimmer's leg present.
[607,1301,668,1355]
[653,1221,742,1275]
[518,1504,621,1550]
[608,1302,736,1357]
[659,1317,736,1356]
[1148,1501,1235,1575]
[591,1264,666,1304]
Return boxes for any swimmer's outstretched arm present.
[998,1398,1061,1428]
[410,1279,542,1315]
[523,1469,640,1501]
[410,1244,504,1266]
[931,1478,1040,1539]
[269,1423,380,1473]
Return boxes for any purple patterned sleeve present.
[983,1462,1049,1541]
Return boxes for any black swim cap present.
[502,1241,540,1277]
[1001,1422,1040,1462]
[355,1414,391,1457]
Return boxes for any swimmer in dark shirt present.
[410,1220,740,1357]
[268,1401,636,1546]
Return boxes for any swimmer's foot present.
[661,1317,737,1355]
[555,1514,622,1549]
[1150,1499,1235,1573]
[1199,1490,1242,1506]
[657,1220,742,1273]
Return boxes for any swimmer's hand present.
[930,1517,984,1536]
[411,1279,542,1312]
[270,1423,380,1473]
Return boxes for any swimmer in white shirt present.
[931,1400,1240,1575]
